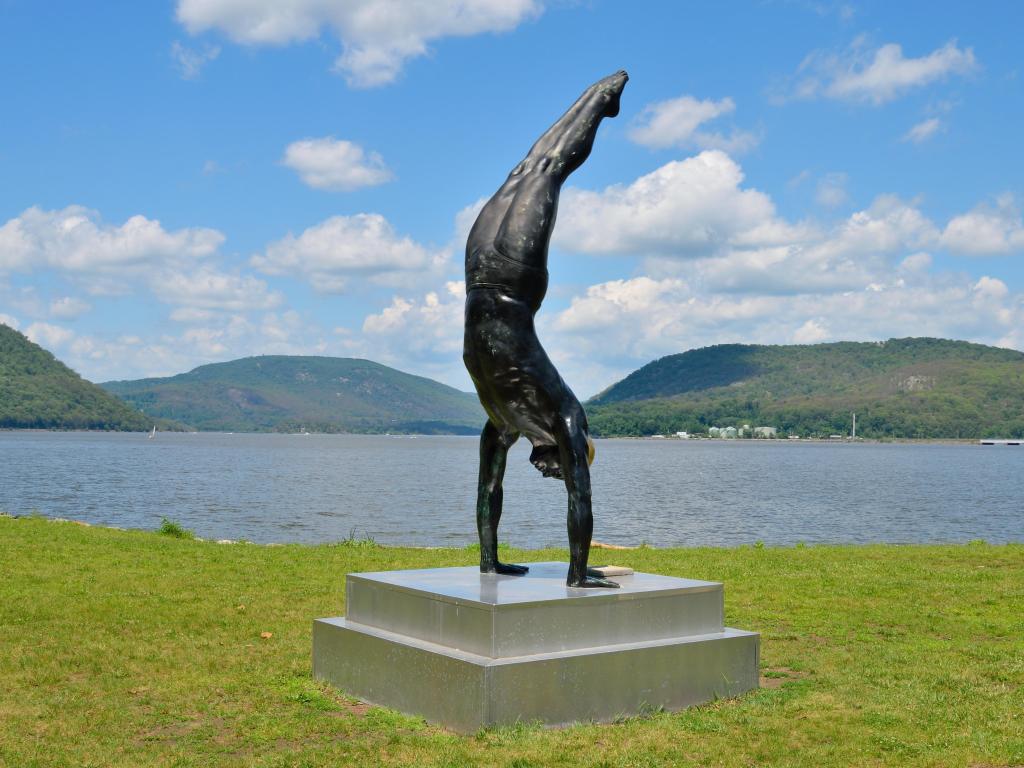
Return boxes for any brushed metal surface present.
[346,577,494,655]
[313,617,759,733]
[313,618,487,732]
[490,591,723,657]
[345,562,724,657]
[347,561,718,606]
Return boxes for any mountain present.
[101,356,486,434]
[586,338,1024,439]
[0,323,151,430]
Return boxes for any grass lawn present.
[1,515,1022,767]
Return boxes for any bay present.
[2,431,1021,548]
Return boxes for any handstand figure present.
[463,71,628,588]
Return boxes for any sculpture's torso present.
[462,286,564,447]
[465,246,548,315]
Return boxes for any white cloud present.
[362,296,414,334]
[169,307,217,323]
[697,195,940,295]
[252,213,448,292]
[941,195,1024,255]
[159,266,283,312]
[0,206,223,277]
[175,0,542,87]
[0,313,19,330]
[49,296,92,320]
[792,38,978,105]
[792,319,830,344]
[818,194,938,258]
[674,193,938,295]
[903,117,943,143]
[553,152,953,300]
[629,95,734,147]
[361,281,466,382]
[899,252,932,273]
[628,95,758,154]
[363,280,463,345]
[553,277,688,337]
[815,172,849,208]
[693,244,866,295]
[0,206,291,325]
[555,150,802,258]
[26,321,75,350]
[170,40,220,79]
[974,275,1008,301]
[282,137,392,191]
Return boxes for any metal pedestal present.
[313,562,759,732]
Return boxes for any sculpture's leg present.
[493,169,560,265]
[516,70,627,178]
[494,74,628,262]
[558,414,619,589]
[477,420,527,575]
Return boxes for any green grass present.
[157,518,195,540]
[1,516,1022,767]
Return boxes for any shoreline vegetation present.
[2,514,1021,767]
[587,338,1024,440]
[7,324,1024,440]
[0,323,153,431]
[0,427,1005,445]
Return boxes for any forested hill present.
[101,356,485,434]
[0,323,151,430]
[586,338,1024,439]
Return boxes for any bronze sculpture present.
[463,70,628,588]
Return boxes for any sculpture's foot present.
[567,575,620,589]
[590,70,628,117]
[481,561,529,576]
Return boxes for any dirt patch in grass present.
[330,699,373,718]
[760,667,807,689]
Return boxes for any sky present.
[1,1,1022,397]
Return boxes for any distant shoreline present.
[4,513,1020,549]
[0,427,1005,445]
[604,436,990,445]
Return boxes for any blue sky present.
[1,1,1022,396]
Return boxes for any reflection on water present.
[2,431,1021,548]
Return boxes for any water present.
[2,431,1021,548]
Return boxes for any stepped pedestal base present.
[313,562,758,732]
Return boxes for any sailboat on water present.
[148,426,156,440]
